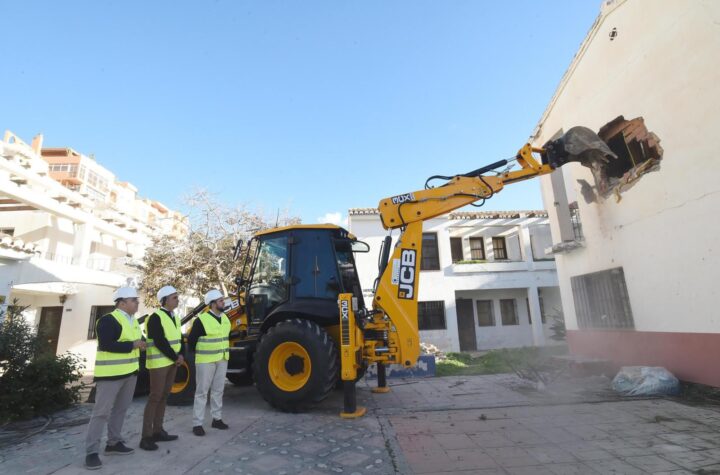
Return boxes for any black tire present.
[167,350,196,406]
[253,318,338,412]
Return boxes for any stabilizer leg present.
[372,362,391,394]
[340,380,366,419]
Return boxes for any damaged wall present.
[533,0,720,385]
[581,115,664,201]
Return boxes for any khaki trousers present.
[192,359,228,427]
[141,363,178,438]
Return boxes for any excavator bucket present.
[543,126,618,170]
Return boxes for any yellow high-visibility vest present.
[94,309,141,378]
[195,312,230,364]
[145,308,182,369]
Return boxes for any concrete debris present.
[612,157,661,202]
[420,342,445,360]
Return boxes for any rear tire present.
[253,318,338,412]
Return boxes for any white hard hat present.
[113,287,138,301]
[157,285,178,303]
[204,289,224,305]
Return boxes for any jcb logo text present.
[398,249,416,299]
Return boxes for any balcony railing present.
[39,252,133,272]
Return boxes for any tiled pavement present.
[378,375,720,474]
[0,381,400,475]
[2,373,720,474]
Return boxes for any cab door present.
[292,230,339,300]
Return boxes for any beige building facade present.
[534,0,720,385]
[0,130,187,369]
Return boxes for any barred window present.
[572,267,634,329]
[418,301,446,330]
[570,203,584,241]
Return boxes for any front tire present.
[253,318,338,412]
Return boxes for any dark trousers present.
[141,364,177,438]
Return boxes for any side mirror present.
[232,238,244,261]
[351,240,370,253]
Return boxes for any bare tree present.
[138,190,299,306]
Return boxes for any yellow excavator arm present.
[338,126,616,417]
[378,144,552,230]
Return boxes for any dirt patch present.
[672,382,720,409]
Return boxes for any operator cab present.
[236,225,369,333]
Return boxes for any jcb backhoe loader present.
[166,126,616,416]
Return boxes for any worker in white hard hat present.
[188,288,231,436]
[85,287,145,470]
[139,285,184,451]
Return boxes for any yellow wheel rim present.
[268,342,311,392]
[171,360,190,393]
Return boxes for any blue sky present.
[2,1,599,225]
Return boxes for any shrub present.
[547,307,566,341]
[0,302,85,422]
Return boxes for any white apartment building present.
[0,130,187,368]
[533,0,720,386]
[349,209,562,353]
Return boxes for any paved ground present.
[2,373,720,474]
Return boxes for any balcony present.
[11,256,127,293]
[38,252,133,273]
[452,260,530,273]
[450,256,557,274]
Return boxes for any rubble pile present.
[420,342,445,361]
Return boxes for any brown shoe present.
[193,425,205,436]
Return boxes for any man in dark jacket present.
[85,287,145,470]
[139,285,184,450]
